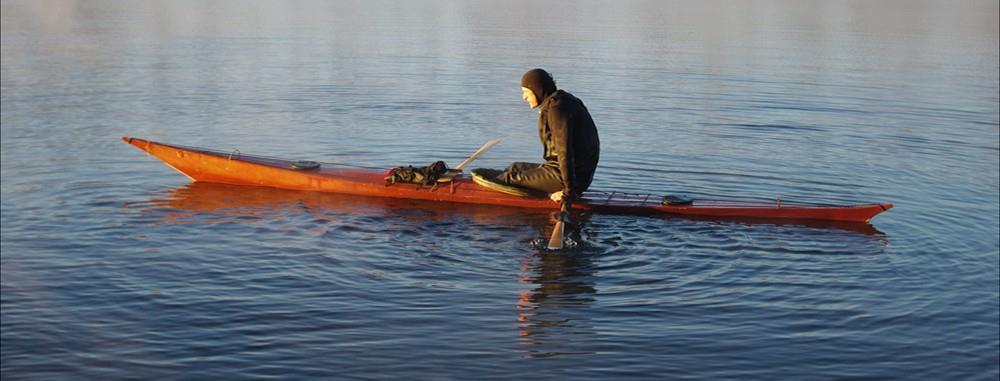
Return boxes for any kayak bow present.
[122,137,892,223]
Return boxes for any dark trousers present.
[496,162,563,194]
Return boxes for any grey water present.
[2,1,998,380]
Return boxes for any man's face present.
[521,87,539,109]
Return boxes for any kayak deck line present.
[122,137,893,223]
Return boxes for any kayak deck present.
[122,137,892,223]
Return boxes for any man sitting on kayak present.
[479,68,600,206]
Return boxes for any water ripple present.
[3,1,998,380]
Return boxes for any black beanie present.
[521,68,556,101]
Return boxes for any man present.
[492,68,600,206]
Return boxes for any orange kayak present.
[122,137,892,223]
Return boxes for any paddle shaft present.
[455,139,500,170]
[437,139,500,183]
[547,198,571,250]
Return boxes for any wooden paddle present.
[547,198,570,250]
[437,139,501,183]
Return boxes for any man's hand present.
[549,190,563,203]
[555,196,573,223]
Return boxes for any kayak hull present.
[122,137,892,223]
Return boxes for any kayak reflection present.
[144,182,886,238]
[662,214,887,236]
[145,182,552,226]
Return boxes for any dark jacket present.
[538,90,600,198]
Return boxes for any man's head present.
[520,68,556,109]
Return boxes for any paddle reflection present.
[516,213,599,358]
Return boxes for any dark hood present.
[521,68,557,102]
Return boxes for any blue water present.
[2,1,998,380]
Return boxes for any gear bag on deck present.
[384,161,449,186]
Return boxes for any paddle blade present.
[547,220,565,250]
[454,139,500,170]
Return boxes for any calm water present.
[2,0,998,379]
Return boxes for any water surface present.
[2,1,998,380]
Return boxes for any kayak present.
[122,137,892,223]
